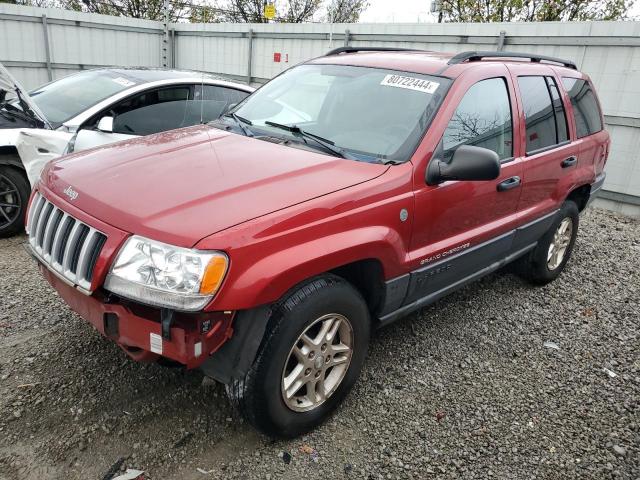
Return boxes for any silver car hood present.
[0,61,51,129]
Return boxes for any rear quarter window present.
[562,78,603,138]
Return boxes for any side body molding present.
[377,210,558,326]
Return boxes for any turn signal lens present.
[200,256,228,295]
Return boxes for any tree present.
[215,0,367,23]
[325,0,368,22]
[436,0,635,22]
[62,0,177,21]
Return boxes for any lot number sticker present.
[112,76,136,87]
[380,74,439,94]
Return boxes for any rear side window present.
[562,78,603,138]
[518,76,569,154]
[442,77,513,162]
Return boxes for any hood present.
[43,125,389,247]
[0,61,50,130]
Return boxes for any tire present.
[515,200,579,285]
[0,166,31,238]
[226,274,370,438]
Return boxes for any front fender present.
[15,129,73,186]
[207,225,409,311]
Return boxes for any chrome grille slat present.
[42,209,62,260]
[26,192,107,293]
[62,221,84,275]
[76,229,97,290]
[34,202,53,252]
[50,213,70,267]
[27,194,45,236]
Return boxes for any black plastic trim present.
[587,172,606,206]
[526,140,571,157]
[404,230,514,305]
[326,46,425,56]
[199,306,271,384]
[448,51,577,70]
[378,274,410,316]
[378,210,559,326]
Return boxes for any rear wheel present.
[226,275,370,438]
[0,167,30,238]
[515,200,579,285]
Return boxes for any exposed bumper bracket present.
[160,308,174,340]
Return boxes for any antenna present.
[200,32,205,124]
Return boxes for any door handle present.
[497,176,521,192]
[561,156,578,168]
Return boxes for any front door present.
[407,66,524,304]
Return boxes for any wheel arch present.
[330,258,386,316]
[207,226,405,311]
[566,183,591,212]
[0,146,26,171]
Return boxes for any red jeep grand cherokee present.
[25,48,608,437]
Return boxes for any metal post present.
[344,29,350,47]
[496,30,506,51]
[41,15,53,81]
[171,28,176,68]
[247,29,254,85]
[162,0,169,67]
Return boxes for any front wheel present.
[226,275,370,438]
[0,166,31,238]
[515,200,579,285]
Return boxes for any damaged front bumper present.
[36,259,235,369]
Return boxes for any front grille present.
[26,192,107,292]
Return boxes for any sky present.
[358,0,640,22]
[359,0,438,23]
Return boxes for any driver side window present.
[110,86,191,135]
[442,78,513,162]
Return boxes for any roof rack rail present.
[326,47,424,56]
[447,51,577,70]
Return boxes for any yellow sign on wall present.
[264,3,276,19]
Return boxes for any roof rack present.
[325,47,424,56]
[447,51,577,70]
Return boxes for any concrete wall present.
[1,3,639,209]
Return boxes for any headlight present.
[63,134,76,154]
[104,235,228,311]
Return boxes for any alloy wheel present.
[547,217,573,271]
[281,313,353,412]
[0,174,21,230]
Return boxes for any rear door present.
[507,65,577,223]
[561,77,608,178]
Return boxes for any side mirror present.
[224,103,238,114]
[97,116,114,133]
[427,145,500,185]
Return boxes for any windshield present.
[233,64,450,162]
[28,70,138,127]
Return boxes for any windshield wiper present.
[377,158,403,165]
[223,112,254,137]
[0,103,33,124]
[264,121,349,159]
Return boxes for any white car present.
[0,63,254,236]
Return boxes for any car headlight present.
[104,235,228,311]
[63,134,76,154]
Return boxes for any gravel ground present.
[0,207,638,480]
